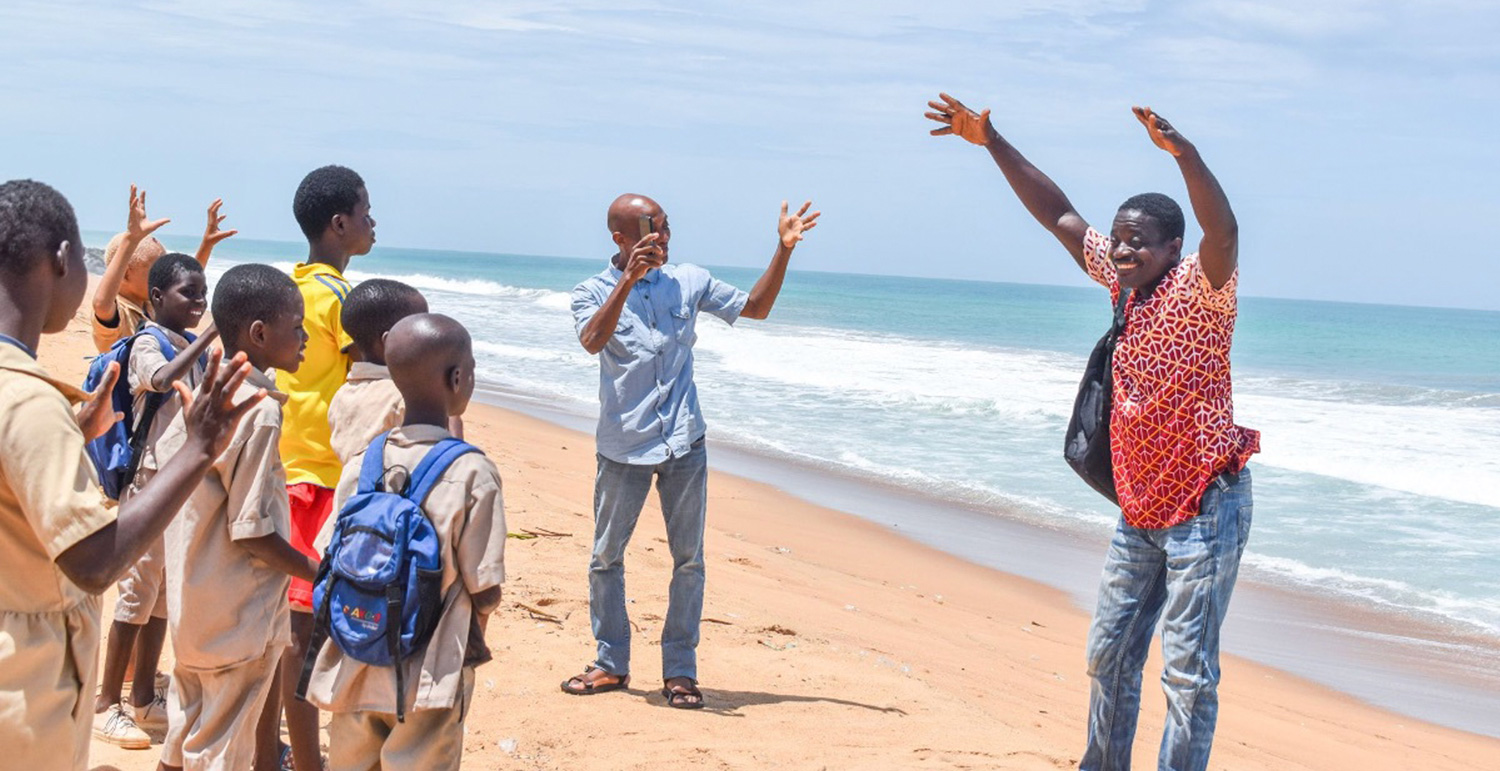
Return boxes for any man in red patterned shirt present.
[927,94,1259,771]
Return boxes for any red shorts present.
[287,482,336,611]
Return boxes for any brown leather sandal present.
[560,664,630,695]
[661,677,704,709]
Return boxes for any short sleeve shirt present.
[91,295,148,353]
[126,323,205,483]
[1083,227,1260,528]
[304,425,506,713]
[570,262,748,464]
[164,370,293,670]
[276,263,354,488]
[327,362,405,466]
[0,344,114,768]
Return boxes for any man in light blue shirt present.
[563,193,819,709]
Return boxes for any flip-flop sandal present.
[661,679,704,710]
[560,664,630,695]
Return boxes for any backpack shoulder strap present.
[404,438,480,505]
[357,431,392,494]
[140,325,181,359]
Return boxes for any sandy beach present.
[46,301,1496,771]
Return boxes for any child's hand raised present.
[75,361,123,441]
[126,185,170,241]
[202,198,237,249]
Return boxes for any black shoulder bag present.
[1064,290,1131,504]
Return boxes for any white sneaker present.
[93,703,150,749]
[126,693,168,733]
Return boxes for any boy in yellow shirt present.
[275,164,376,771]
[303,313,504,771]
[0,178,263,771]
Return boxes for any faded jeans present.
[1082,467,1254,771]
[590,438,708,681]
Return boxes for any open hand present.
[778,200,821,248]
[173,349,265,459]
[1133,106,1190,157]
[126,185,170,241]
[926,93,995,146]
[202,198,238,249]
[76,361,123,441]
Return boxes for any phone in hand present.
[638,214,655,239]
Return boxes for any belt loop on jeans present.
[1215,469,1239,491]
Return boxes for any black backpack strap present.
[119,390,167,493]
[388,583,407,722]
[295,552,336,704]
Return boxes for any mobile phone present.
[638,214,655,238]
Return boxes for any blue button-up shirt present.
[572,261,748,464]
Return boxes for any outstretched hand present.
[174,349,265,459]
[126,185,171,241]
[76,361,123,441]
[778,200,820,248]
[1133,106,1190,157]
[202,198,238,249]
[925,93,995,146]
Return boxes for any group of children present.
[0,167,506,771]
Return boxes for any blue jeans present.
[589,439,708,680]
[1082,467,1253,771]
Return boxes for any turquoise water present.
[134,232,1500,642]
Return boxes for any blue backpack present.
[83,326,191,500]
[298,431,478,721]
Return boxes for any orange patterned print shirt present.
[1083,227,1260,529]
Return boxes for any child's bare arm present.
[238,533,318,583]
[192,199,237,268]
[93,186,169,323]
[149,326,220,392]
[474,587,502,634]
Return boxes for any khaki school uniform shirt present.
[304,424,506,713]
[91,295,147,353]
[164,368,293,671]
[126,323,203,486]
[0,344,115,769]
[327,362,404,466]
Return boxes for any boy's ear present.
[446,364,462,394]
[247,318,266,348]
[52,240,72,275]
[149,286,164,308]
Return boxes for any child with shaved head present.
[326,278,447,466]
[304,313,505,771]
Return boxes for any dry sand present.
[42,301,1494,771]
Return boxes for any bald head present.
[386,313,476,420]
[606,194,662,238]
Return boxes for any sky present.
[3,0,1498,310]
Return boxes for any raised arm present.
[92,185,169,324]
[740,200,819,320]
[56,351,265,594]
[926,93,1090,269]
[576,233,664,355]
[1132,107,1238,288]
[192,198,237,268]
[148,324,220,392]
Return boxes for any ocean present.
[125,232,1500,731]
